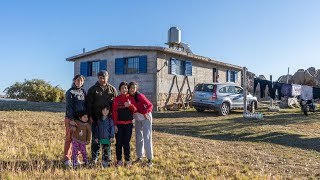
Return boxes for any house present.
[66,45,243,110]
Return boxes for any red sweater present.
[132,93,153,114]
[112,94,137,125]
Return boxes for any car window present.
[235,86,243,94]
[226,86,235,93]
[203,84,214,92]
[219,87,227,93]
[194,84,203,91]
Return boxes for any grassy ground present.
[0,101,320,179]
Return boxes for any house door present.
[213,68,218,82]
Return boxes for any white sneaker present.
[125,161,132,167]
[147,159,153,167]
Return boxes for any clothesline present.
[253,78,320,100]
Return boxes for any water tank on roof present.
[168,27,181,44]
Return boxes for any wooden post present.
[243,67,247,114]
[270,75,273,107]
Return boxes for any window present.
[125,57,139,74]
[235,86,243,94]
[80,60,107,77]
[115,56,147,74]
[169,58,192,76]
[226,70,238,83]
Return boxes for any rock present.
[292,70,305,84]
[307,67,316,77]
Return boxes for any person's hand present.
[114,126,118,133]
[144,113,151,121]
[110,138,114,143]
[69,120,77,126]
[95,138,99,144]
[124,102,130,107]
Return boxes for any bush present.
[4,79,65,102]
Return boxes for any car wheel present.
[219,102,230,116]
[195,108,205,112]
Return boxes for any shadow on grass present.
[153,112,320,152]
[0,159,65,171]
[0,100,65,112]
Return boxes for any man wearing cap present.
[87,70,118,163]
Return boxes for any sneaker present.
[125,161,132,167]
[147,159,153,167]
[116,160,123,167]
[90,159,98,165]
[84,161,90,167]
[102,160,109,168]
[78,160,84,165]
[63,160,72,168]
[133,158,142,164]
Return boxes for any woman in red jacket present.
[129,81,154,167]
[112,82,137,167]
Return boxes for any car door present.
[232,86,244,108]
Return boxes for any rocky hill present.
[277,67,320,87]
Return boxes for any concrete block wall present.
[155,52,242,109]
[73,50,158,105]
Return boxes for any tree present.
[4,79,65,102]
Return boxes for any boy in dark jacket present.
[94,105,115,168]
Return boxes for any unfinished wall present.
[155,52,242,109]
[73,50,157,105]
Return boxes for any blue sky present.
[1,1,320,94]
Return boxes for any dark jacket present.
[87,82,117,123]
[94,117,115,140]
[65,84,87,119]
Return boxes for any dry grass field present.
[0,101,320,179]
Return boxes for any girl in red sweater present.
[112,82,137,167]
[129,81,154,167]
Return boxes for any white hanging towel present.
[301,85,313,100]
[291,84,301,96]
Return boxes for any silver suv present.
[191,83,258,116]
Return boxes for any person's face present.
[120,85,128,95]
[98,75,108,86]
[74,77,84,88]
[81,115,88,122]
[102,108,109,116]
[129,85,137,95]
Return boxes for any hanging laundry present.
[272,82,283,100]
[253,79,272,98]
[301,85,313,100]
[291,84,301,96]
[281,84,292,97]
[313,87,320,99]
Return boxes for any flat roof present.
[66,45,242,70]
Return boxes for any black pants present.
[91,124,100,161]
[115,123,133,161]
